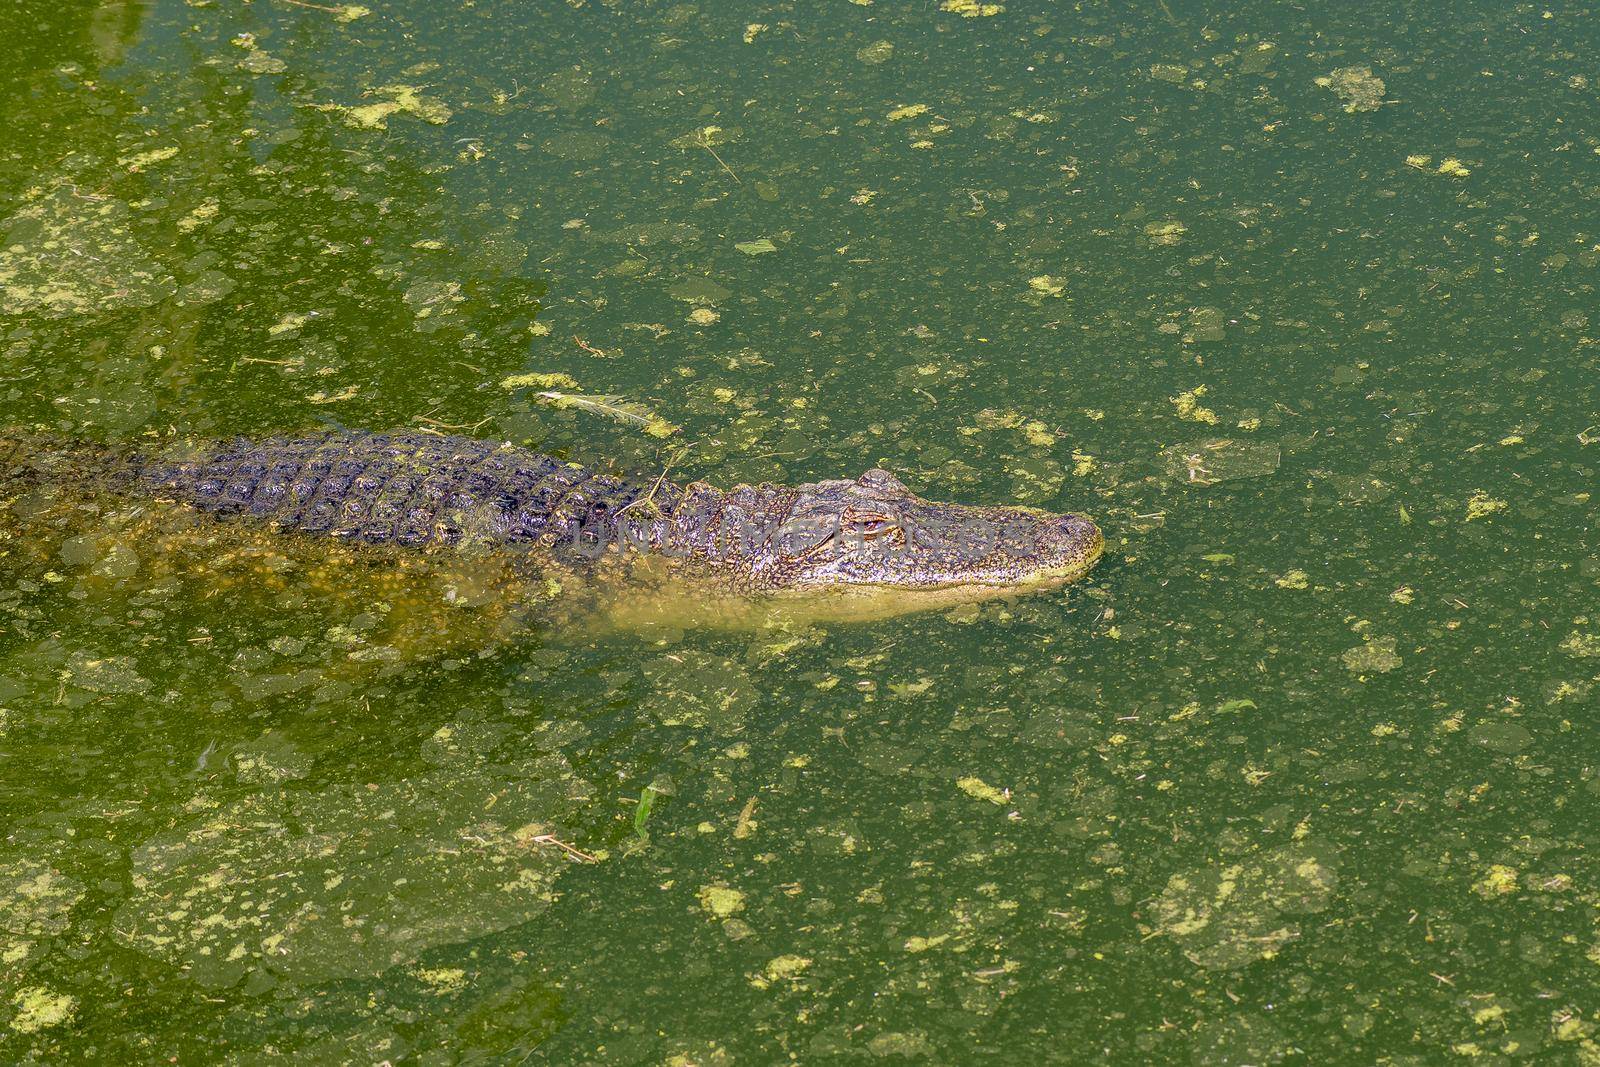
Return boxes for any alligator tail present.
[0,431,128,495]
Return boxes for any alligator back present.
[7,430,648,550]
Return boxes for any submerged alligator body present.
[9,430,1103,600]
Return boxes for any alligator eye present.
[844,513,898,541]
[856,469,908,493]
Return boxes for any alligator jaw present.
[580,533,1105,631]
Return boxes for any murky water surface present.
[3,1,1600,1061]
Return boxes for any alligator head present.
[759,469,1103,597]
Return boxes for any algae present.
[0,185,175,317]
[1152,844,1337,969]
[1315,66,1386,113]
[114,749,593,986]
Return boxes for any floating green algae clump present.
[941,0,1003,15]
[316,85,454,130]
[1342,635,1402,674]
[0,185,175,317]
[114,743,593,988]
[1315,66,1386,113]
[0,861,83,940]
[0,860,85,989]
[8,987,76,1035]
[1151,844,1337,969]
[857,40,894,64]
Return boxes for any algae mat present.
[3,0,1600,1062]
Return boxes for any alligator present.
[5,429,1103,614]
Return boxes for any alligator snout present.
[1037,514,1101,555]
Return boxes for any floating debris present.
[1161,439,1281,486]
[857,40,894,64]
[1342,635,1401,674]
[1144,220,1187,246]
[941,0,1003,14]
[1170,386,1219,424]
[531,392,679,438]
[957,776,1008,805]
[1315,66,1386,113]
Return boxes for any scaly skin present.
[5,430,1104,596]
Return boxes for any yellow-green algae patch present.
[697,885,747,918]
[0,860,85,991]
[412,966,470,995]
[0,185,175,317]
[1151,844,1337,969]
[763,954,811,980]
[1465,489,1507,521]
[9,987,76,1034]
[1170,386,1219,424]
[0,860,84,938]
[1275,569,1310,590]
[112,737,594,987]
[1144,220,1187,246]
[857,40,894,64]
[957,776,1008,805]
[1315,66,1386,113]
[316,85,454,130]
[941,0,1003,15]
[1342,635,1402,674]
[1474,863,1520,898]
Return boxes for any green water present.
[3,0,1599,1061]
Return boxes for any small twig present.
[525,833,597,863]
[699,136,742,185]
[413,414,493,432]
[644,443,694,507]
[276,0,344,11]
[616,442,696,526]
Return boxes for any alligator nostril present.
[1039,514,1099,551]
